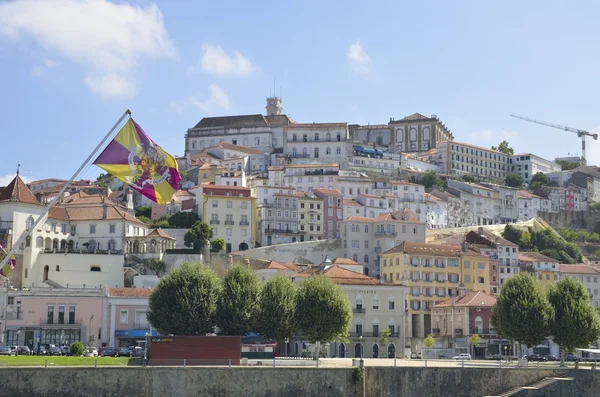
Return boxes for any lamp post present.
[359,335,363,359]
[144,332,149,361]
[88,314,94,346]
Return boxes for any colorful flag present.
[0,242,15,277]
[93,118,181,205]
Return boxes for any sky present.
[1,0,600,186]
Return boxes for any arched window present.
[314,147,319,158]
[474,316,483,334]
[36,237,43,248]
[372,296,379,309]
[302,148,308,157]
[353,254,358,262]
[355,296,363,309]
[372,343,379,358]
[364,254,369,263]
[26,216,34,231]
[25,236,31,247]
[364,225,368,233]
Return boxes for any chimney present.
[244,259,250,269]
[461,241,469,252]
[458,283,466,297]
[228,255,233,268]
[126,189,134,212]
[478,226,484,235]
[102,204,108,220]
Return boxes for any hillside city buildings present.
[1,97,600,358]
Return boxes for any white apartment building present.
[436,141,510,180]
[424,194,448,229]
[201,184,255,253]
[252,185,296,246]
[282,163,338,192]
[215,170,246,187]
[517,190,551,220]
[348,156,401,176]
[284,123,349,166]
[349,124,392,146]
[341,209,426,277]
[336,171,375,198]
[509,153,561,186]
[261,193,300,246]
[447,180,501,226]
[559,264,600,307]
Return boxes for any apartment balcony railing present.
[435,279,447,283]
[239,221,250,226]
[352,308,366,314]
[261,203,276,208]
[40,317,82,326]
[209,220,220,225]
[42,249,123,255]
[304,170,339,175]
[422,279,434,283]
[265,229,299,234]
[349,332,391,338]
[224,220,235,225]
[374,231,397,237]
[290,153,311,158]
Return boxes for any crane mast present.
[510,114,598,165]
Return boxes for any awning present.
[577,348,600,354]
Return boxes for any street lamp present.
[359,335,364,359]
[144,332,149,361]
[88,314,94,345]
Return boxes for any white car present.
[452,353,472,360]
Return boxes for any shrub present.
[70,341,85,356]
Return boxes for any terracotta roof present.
[560,264,600,275]
[332,257,360,265]
[431,290,496,308]
[465,229,517,248]
[48,207,69,221]
[264,114,296,126]
[286,123,348,129]
[202,183,251,192]
[28,178,67,186]
[313,188,342,196]
[343,199,362,206]
[0,175,41,205]
[382,241,486,258]
[345,209,423,224]
[285,163,339,169]
[147,229,175,240]
[519,252,558,263]
[208,142,264,156]
[258,260,300,271]
[108,288,153,297]
[192,114,268,129]
[299,265,391,286]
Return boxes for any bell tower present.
[266,96,283,116]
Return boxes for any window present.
[226,229,232,236]
[36,236,43,248]
[389,300,395,310]
[120,310,129,324]
[241,201,248,209]
[58,305,65,324]
[89,225,96,234]
[90,266,101,272]
[109,224,116,233]
[478,263,485,270]
[212,200,218,208]
[364,241,369,249]
[69,305,76,324]
[373,297,379,309]
[47,305,54,324]
[227,201,233,208]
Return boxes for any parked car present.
[36,346,48,356]
[48,346,62,356]
[410,352,422,359]
[452,353,472,360]
[526,354,547,362]
[565,353,580,362]
[0,347,15,356]
[9,346,18,355]
[131,346,144,358]
[117,347,133,357]
[60,346,70,356]
[17,346,32,356]
[102,347,118,357]
[544,354,558,362]
[487,354,502,361]
[88,347,98,357]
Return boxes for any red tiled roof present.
[319,265,391,286]
[383,241,486,258]
[258,261,300,271]
[519,252,558,263]
[108,288,153,297]
[345,209,423,224]
[0,175,41,205]
[559,264,600,275]
[432,290,496,308]
[332,257,360,265]
[147,229,175,240]
[313,188,342,196]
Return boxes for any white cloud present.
[348,41,371,75]
[0,173,31,186]
[193,44,254,77]
[0,0,176,98]
[188,84,231,115]
[84,73,136,99]
[31,58,59,76]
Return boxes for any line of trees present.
[502,224,582,264]
[491,273,600,366]
[147,262,352,351]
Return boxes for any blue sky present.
[1,0,600,186]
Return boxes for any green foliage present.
[502,225,582,264]
[136,215,151,225]
[492,140,514,155]
[144,258,167,277]
[153,219,170,229]
[590,203,600,212]
[556,160,579,171]
[257,275,297,343]
[529,172,551,191]
[70,341,85,356]
[295,275,352,343]
[505,173,524,188]
[558,228,600,243]
[147,262,221,335]
[352,367,364,384]
[184,221,213,251]
[462,175,476,183]
[419,171,446,189]
[95,173,113,188]
[168,212,199,228]
[468,334,481,347]
[379,327,392,347]
[491,273,553,347]
[548,278,600,356]
[211,238,225,252]
[216,266,262,336]
[423,334,435,349]
[135,206,152,219]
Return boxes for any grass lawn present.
[0,355,142,367]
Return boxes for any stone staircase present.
[483,377,574,397]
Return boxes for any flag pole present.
[0,110,132,272]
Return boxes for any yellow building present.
[297,192,324,242]
[518,252,559,289]
[381,241,490,342]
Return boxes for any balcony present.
[435,279,447,283]
[134,322,150,330]
[374,231,397,237]
[349,332,386,338]
[289,153,311,158]
[209,220,220,225]
[40,317,82,326]
[374,247,382,254]
[353,308,366,314]
[224,220,235,225]
[239,221,250,226]
[304,170,339,176]
[265,229,299,234]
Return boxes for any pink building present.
[104,288,159,348]
[313,188,343,240]
[3,288,104,350]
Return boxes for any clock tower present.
[266,96,283,116]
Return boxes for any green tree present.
[137,215,151,225]
[144,258,167,277]
[419,171,446,189]
[423,334,435,349]
[70,341,85,356]
[215,266,262,336]
[529,172,551,191]
[492,140,514,155]
[548,278,600,366]
[135,206,152,219]
[168,212,199,228]
[519,230,532,249]
[491,273,553,348]
[502,224,523,245]
[211,238,225,252]
[556,160,579,171]
[95,173,113,188]
[462,175,476,183]
[380,328,392,348]
[505,173,524,188]
[184,221,213,251]
[257,275,297,346]
[295,275,352,343]
[147,262,221,335]
[152,219,170,229]
[468,334,481,357]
